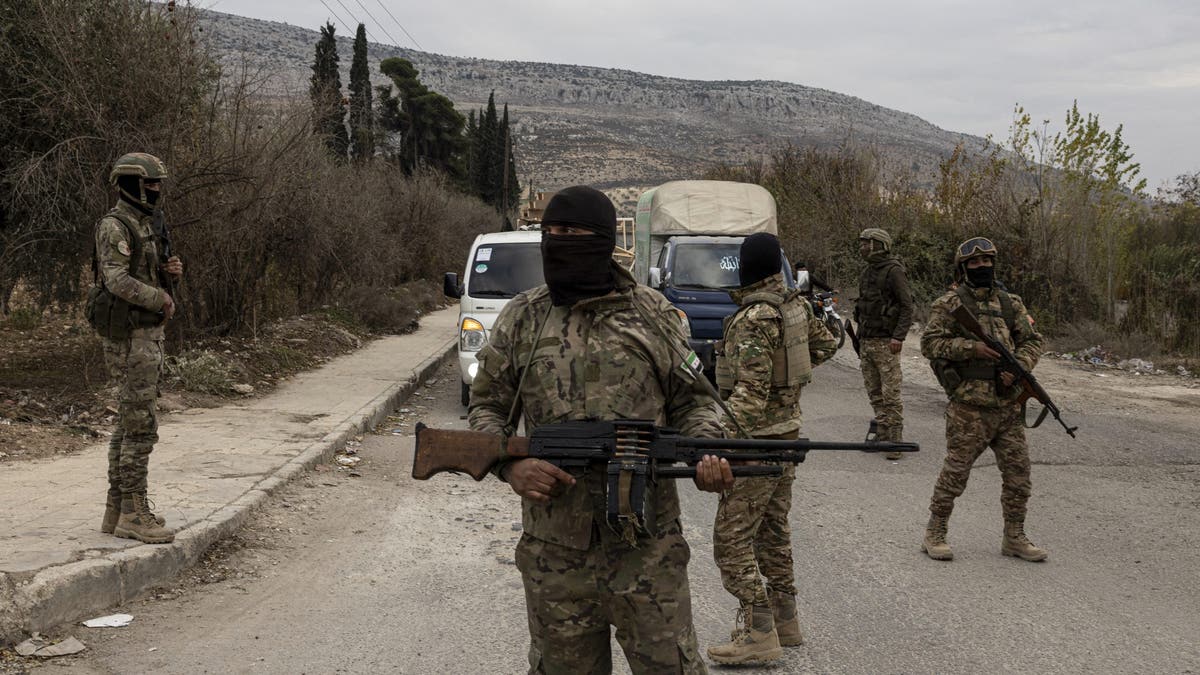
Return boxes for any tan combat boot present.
[922,515,953,561]
[114,493,175,544]
[884,424,904,460]
[706,605,784,665]
[770,591,804,647]
[102,491,163,534]
[1002,521,1048,562]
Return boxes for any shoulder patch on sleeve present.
[117,240,131,257]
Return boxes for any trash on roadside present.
[336,455,361,467]
[15,634,87,657]
[82,613,133,628]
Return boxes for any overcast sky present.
[208,0,1199,192]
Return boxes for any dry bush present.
[1,0,499,339]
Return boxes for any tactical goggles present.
[957,237,996,258]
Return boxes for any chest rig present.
[716,289,811,395]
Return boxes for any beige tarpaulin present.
[634,180,778,282]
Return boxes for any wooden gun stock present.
[411,423,531,481]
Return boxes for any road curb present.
[0,336,456,646]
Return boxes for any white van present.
[443,230,544,405]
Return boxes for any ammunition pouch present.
[929,358,962,397]
[86,286,161,340]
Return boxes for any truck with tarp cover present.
[634,180,793,376]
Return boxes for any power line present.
[373,0,423,51]
[330,0,374,42]
[316,0,353,36]
[350,0,401,48]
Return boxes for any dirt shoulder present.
[833,327,1200,432]
[0,282,448,464]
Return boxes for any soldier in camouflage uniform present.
[853,228,914,460]
[707,234,838,665]
[90,153,181,544]
[920,237,1047,562]
[468,186,734,675]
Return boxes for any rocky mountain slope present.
[199,9,986,193]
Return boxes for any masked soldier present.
[920,237,1047,562]
[707,234,838,665]
[468,186,734,674]
[853,228,914,460]
[88,153,182,544]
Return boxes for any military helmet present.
[109,153,168,184]
[858,228,892,250]
[954,236,998,265]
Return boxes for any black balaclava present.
[116,175,160,214]
[739,232,781,288]
[963,260,996,289]
[540,186,617,306]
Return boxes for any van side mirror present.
[443,272,461,299]
[649,267,662,288]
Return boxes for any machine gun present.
[951,305,1078,438]
[412,419,919,534]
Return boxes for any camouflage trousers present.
[514,520,706,675]
[102,335,163,496]
[928,401,1032,522]
[713,463,797,608]
[860,338,903,440]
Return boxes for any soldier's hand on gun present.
[503,458,576,503]
[693,455,735,492]
[999,370,1016,387]
[161,293,176,322]
[161,256,183,279]
[973,340,1001,361]
[888,338,903,354]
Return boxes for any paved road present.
[47,359,1200,674]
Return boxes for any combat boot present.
[922,515,953,561]
[884,424,904,460]
[102,490,163,534]
[706,605,783,665]
[769,591,804,647]
[865,418,879,443]
[114,493,175,544]
[1002,521,1048,562]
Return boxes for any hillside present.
[199,9,987,195]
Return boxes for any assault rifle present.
[844,319,861,356]
[153,208,176,320]
[412,419,919,533]
[951,305,1078,438]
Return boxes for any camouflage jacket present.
[921,285,1044,408]
[95,200,167,339]
[722,274,838,437]
[468,264,724,551]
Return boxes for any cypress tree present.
[348,23,373,162]
[309,22,348,158]
[501,104,520,213]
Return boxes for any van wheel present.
[461,381,470,407]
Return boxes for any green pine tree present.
[310,22,348,158]
[376,57,465,176]
[500,104,520,213]
[348,23,373,162]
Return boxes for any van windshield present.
[467,243,544,298]
[671,243,743,290]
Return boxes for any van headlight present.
[460,318,487,352]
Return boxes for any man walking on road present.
[920,237,1047,562]
[88,153,182,544]
[707,234,838,665]
[853,228,914,460]
[468,185,734,674]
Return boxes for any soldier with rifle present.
[86,153,182,545]
[920,237,1073,562]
